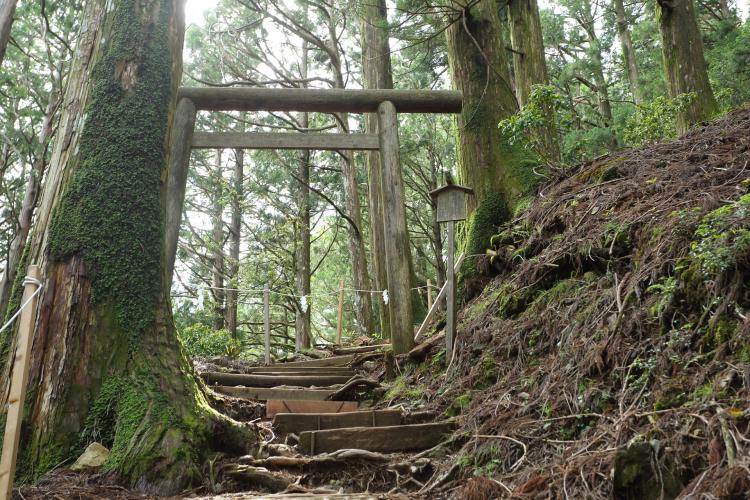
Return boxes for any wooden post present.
[446,221,456,362]
[0,266,42,498]
[336,280,345,345]
[264,284,271,365]
[427,279,433,312]
[414,254,465,340]
[164,97,197,288]
[377,101,414,355]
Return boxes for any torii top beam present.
[178,87,463,114]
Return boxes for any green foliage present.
[688,194,750,276]
[622,93,697,147]
[179,324,239,358]
[498,84,564,159]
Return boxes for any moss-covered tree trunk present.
[0,0,252,492]
[445,0,536,280]
[507,0,560,162]
[360,0,392,340]
[656,0,718,134]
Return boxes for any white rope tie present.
[0,275,43,335]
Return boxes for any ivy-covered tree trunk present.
[445,0,536,283]
[613,0,642,104]
[0,0,17,67]
[360,0,392,339]
[656,0,718,134]
[507,0,560,162]
[0,0,253,492]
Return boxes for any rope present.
[0,276,43,335]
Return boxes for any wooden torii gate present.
[164,87,463,354]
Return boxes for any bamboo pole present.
[264,284,270,365]
[336,280,345,344]
[427,279,433,311]
[0,266,42,499]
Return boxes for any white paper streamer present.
[382,289,389,305]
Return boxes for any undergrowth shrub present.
[179,324,239,358]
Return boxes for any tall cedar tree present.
[507,0,561,162]
[656,0,719,134]
[445,0,536,286]
[0,0,252,491]
[361,0,393,340]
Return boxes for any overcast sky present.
[185,0,750,27]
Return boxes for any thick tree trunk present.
[0,0,253,492]
[0,92,58,316]
[0,0,17,67]
[507,0,560,162]
[225,148,243,338]
[445,0,535,283]
[613,0,642,104]
[656,0,718,134]
[211,150,226,331]
[360,0,392,340]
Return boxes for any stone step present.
[272,409,402,434]
[299,421,456,455]
[266,400,359,419]
[201,372,352,387]
[212,386,336,401]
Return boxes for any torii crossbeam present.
[164,87,463,354]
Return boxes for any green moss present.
[47,0,175,348]
[686,194,750,276]
[446,392,472,417]
[473,354,498,390]
[462,192,509,279]
[574,156,626,184]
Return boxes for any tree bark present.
[360,0,392,340]
[0,92,58,316]
[295,40,311,350]
[656,0,718,134]
[445,0,534,283]
[326,9,375,337]
[613,0,643,104]
[211,150,226,331]
[0,0,17,68]
[225,148,243,338]
[0,0,252,492]
[507,0,561,162]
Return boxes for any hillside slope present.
[394,108,750,499]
